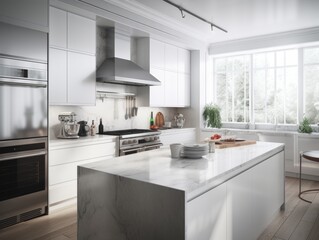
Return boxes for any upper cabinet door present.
[0,0,48,32]
[68,52,96,105]
[178,48,191,74]
[165,44,178,72]
[49,48,67,104]
[150,39,165,69]
[68,13,96,54]
[164,71,178,106]
[49,7,67,48]
[150,68,165,107]
[177,73,190,107]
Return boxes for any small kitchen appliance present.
[174,113,185,128]
[99,129,162,156]
[57,112,80,139]
[78,121,90,137]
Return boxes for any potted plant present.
[298,117,313,133]
[203,103,222,128]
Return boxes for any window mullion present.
[298,48,304,124]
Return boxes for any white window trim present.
[208,43,319,131]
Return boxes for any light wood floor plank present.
[307,214,319,240]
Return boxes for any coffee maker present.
[57,112,80,139]
[78,121,90,136]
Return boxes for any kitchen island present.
[78,141,285,240]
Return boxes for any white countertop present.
[49,135,117,149]
[159,127,196,134]
[80,141,284,201]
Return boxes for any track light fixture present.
[162,0,227,33]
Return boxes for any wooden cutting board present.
[155,112,165,127]
[215,140,256,149]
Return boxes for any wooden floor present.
[0,177,318,240]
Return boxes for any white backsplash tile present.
[49,98,177,139]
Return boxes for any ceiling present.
[124,0,319,44]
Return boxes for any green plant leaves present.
[298,117,313,133]
[203,103,222,128]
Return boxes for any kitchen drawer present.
[49,180,77,205]
[49,155,114,185]
[49,142,116,166]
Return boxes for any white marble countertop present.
[80,141,284,201]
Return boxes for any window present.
[304,47,319,124]
[253,49,298,124]
[214,56,250,123]
[210,45,319,128]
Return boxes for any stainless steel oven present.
[0,57,47,140]
[0,138,48,229]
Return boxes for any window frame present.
[208,44,319,130]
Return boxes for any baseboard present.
[285,171,319,181]
[49,198,77,214]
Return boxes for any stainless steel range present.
[100,129,162,156]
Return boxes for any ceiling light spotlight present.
[162,0,227,33]
[179,8,185,18]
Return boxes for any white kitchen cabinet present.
[0,0,48,32]
[49,137,117,206]
[149,39,165,69]
[164,71,178,106]
[49,48,67,104]
[160,128,196,146]
[227,167,253,240]
[226,151,284,240]
[149,68,165,107]
[187,183,227,240]
[49,49,96,105]
[67,12,95,54]
[49,6,96,106]
[136,38,191,107]
[186,150,284,240]
[49,7,67,48]
[178,48,191,74]
[68,52,96,105]
[177,73,190,107]
[164,44,178,72]
[49,7,95,54]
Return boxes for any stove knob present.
[154,136,159,141]
[133,139,138,144]
[144,137,150,142]
[149,137,154,141]
[122,140,128,145]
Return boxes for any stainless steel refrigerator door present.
[0,79,47,140]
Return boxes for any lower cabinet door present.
[227,168,253,240]
[187,184,227,240]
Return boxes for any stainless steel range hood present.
[96,28,160,86]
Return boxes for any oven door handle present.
[0,78,47,88]
[121,148,144,154]
[0,150,47,161]
[143,144,162,151]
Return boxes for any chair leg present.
[298,153,318,203]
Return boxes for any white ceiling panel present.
[125,0,319,43]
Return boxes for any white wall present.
[49,102,177,139]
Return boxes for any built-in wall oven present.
[0,22,48,228]
[0,138,47,229]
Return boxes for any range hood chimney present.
[96,28,160,86]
